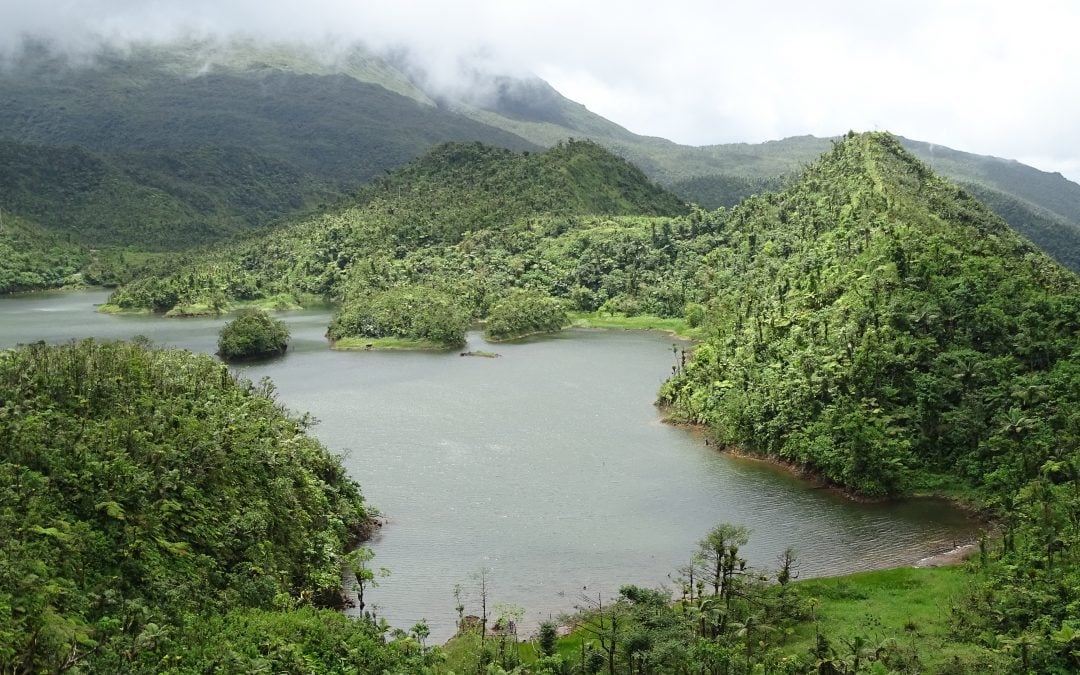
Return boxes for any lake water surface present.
[0,290,980,640]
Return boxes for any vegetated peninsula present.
[0,340,437,672]
[105,139,693,344]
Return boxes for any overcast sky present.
[3,0,1079,182]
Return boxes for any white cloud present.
[1,0,1079,181]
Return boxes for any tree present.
[695,523,750,635]
[216,309,289,361]
[538,620,558,657]
[484,289,568,341]
[344,547,388,620]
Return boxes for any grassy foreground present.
[438,563,1007,673]
[785,566,1000,671]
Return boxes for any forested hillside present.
[4,39,1079,285]
[0,212,86,293]
[106,140,691,318]
[452,74,1080,272]
[0,340,436,672]
[657,133,1079,670]
[661,132,1080,496]
[0,41,536,256]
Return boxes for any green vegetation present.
[0,339,438,672]
[106,140,693,320]
[0,42,535,255]
[217,309,290,360]
[484,290,568,341]
[7,67,1080,668]
[6,39,1080,300]
[0,212,86,293]
[328,285,470,350]
[438,525,1006,674]
[658,133,1080,671]
[568,311,697,339]
[785,566,998,672]
[661,132,1080,497]
[0,139,328,251]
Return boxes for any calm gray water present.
[1,290,979,640]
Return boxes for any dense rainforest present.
[0,339,439,673]
[104,139,694,338]
[4,39,1080,303]
[100,132,1080,672]
[660,133,1080,671]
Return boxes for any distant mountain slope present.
[0,139,335,249]
[3,38,1078,272]
[0,45,535,185]
[0,42,537,253]
[0,212,85,293]
[453,74,1080,270]
[106,139,689,314]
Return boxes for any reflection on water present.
[1,290,980,640]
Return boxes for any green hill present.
[654,133,1080,669]
[5,39,1080,276]
[0,41,537,255]
[454,76,1080,271]
[0,140,332,250]
[0,339,436,673]
[0,211,86,293]
[106,139,689,315]
[660,132,1080,496]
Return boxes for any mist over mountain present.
[2,37,1078,273]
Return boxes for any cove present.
[0,290,980,641]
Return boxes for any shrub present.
[484,289,568,341]
[328,285,469,347]
[217,309,290,360]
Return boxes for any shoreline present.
[659,409,989,516]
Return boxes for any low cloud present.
[2,0,1079,181]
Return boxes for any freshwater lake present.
[0,289,979,640]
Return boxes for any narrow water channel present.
[0,290,980,640]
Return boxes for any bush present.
[217,309,290,360]
[684,302,706,328]
[328,285,469,347]
[484,289,568,341]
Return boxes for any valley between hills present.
[1,40,1078,674]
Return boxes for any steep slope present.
[454,75,1080,271]
[0,140,335,249]
[656,134,1080,669]
[106,139,690,314]
[0,42,537,254]
[660,132,1080,497]
[0,44,535,185]
[0,212,86,293]
[5,38,1078,278]
[0,340,439,673]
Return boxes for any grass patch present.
[438,631,544,673]
[164,303,219,317]
[568,311,699,339]
[241,293,305,312]
[786,566,1001,671]
[96,303,151,315]
[331,336,458,351]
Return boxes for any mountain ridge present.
[2,38,1079,283]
